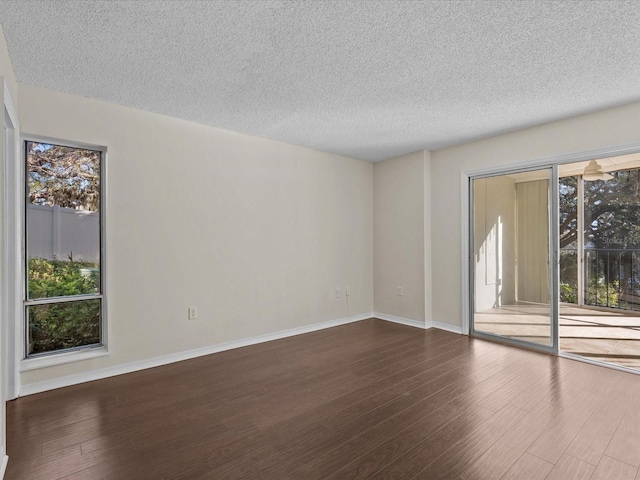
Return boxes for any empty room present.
[1,1,640,479]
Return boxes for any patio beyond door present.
[471,168,557,352]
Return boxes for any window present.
[24,140,104,357]
[559,169,640,310]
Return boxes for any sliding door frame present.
[468,165,559,355]
[461,141,640,356]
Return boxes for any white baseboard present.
[0,454,8,479]
[19,312,374,397]
[374,312,430,330]
[432,320,464,334]
[373,313,464,335]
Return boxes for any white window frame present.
[20,135,108,372]
[2,80,20,414]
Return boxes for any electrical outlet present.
[397,286,403,296]
[188,306,198,320]
[335,288,341,298]
[346,287,351,297]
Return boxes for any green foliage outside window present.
[559,171,640,310]
[29,256,99,298]
[586,279,620,308]
[28,257,100,355]
[560,283,577,304]
[560,278,621,308]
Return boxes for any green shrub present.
[560,283,577,303]
[561,277,621,308]
[28,257,99,298]
[587,279,620,308]
[28,257,100,354]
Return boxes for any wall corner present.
[423,150,433,325]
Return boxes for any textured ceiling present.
[1,1,640,161]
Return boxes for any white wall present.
[373,151,428,323]
[18,84,374,386]
[431,99,640,329]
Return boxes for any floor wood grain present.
[6,318,640,479]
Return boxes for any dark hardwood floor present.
[6,318,640,479]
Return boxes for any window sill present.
[20,346,109,372]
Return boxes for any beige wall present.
[0,24,17,106]
[431,99,640,329]
[10,45,640,388]
[18,84,374,386]
[516,179,550,304]
[373,151,428,323]
[473,176,516,312]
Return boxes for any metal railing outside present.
[560,247,640,310]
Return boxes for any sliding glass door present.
[471,167,558,353]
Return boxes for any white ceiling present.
[1,1,640,162]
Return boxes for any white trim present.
[2,80,20,401]
[20,346,108,372]
[374,312,430,329]
[18,312,374,396]
[20,135,108,383]
[550,164,560,353]
[464,141,640,178]
[0,454,8,479]
[20,133,107,153]
[432,320,464,334]
[373,312,463,334]
[577,177,585,306]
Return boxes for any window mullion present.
[25,294,103,306]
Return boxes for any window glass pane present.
[472,170,552,347]
[26,142,100,299]
[27,298,101,355]
[584,170,640,310]
[559,176,578,303]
